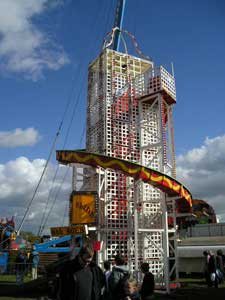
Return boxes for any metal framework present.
[72,43,178,291]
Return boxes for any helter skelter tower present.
[85,29,178,289]
[56,4,192,292]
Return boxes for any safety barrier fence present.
[179,223,225,239]
[0,262,43,284]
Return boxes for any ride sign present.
[51,225,85,237]
[70,191,97,225]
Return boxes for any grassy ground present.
[0,298,37,300]
[0,277,225,299]
[0,274,32,283]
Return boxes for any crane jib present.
[113,0,126,51]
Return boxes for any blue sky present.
[0,0,225,233]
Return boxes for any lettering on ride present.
[51,226,85,237]
[70,193,96,225]
[75,201,95,219]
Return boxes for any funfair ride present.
[56,0,192,292]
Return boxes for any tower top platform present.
[136,66,176,105]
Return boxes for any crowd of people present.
[203,249,225,288]
[50,243,155,300]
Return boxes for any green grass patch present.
[0,274,32,283]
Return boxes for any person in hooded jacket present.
[107,254,129,300]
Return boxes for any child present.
[120,277,140,300]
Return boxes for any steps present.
[39,253,59,273]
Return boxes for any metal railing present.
[0,262,43,284]
[135,66,176,101]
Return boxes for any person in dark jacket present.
[57,244,104,300]
[103,260,111,289]
[203,250,211,287]
[102,260,111,299]
[140,262,154,300]
[90,260,105,300]
[208,251,218,288]
[15,250,27,285]
[107,254,129,300]
[216,249,224,283]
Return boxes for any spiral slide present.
[56,150,192,208]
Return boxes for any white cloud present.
[176,135,225,222]
[0,128,40,147]
[0,156,71,234]
[0,0,69,80]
